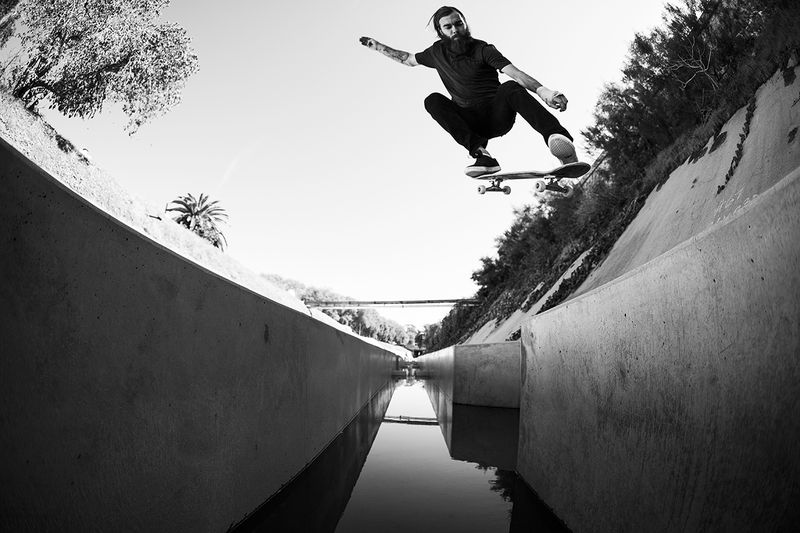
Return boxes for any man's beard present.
[442,31,474,55]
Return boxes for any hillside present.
[466,62,800,344]
[419,0,800,351]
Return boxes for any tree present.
[423,323,441,351]
[405,325,419,348]
[0,1,21,48]
[1,0,198,133]
[166,193,228,250]
[0,0,21,17]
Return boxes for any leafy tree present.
[405,325,419,348]
[418,323,441,352]
[0,1,21,47]
[0,0,198,133]
[166,193,228,250]
[414,330,425,349]
[584,0,794,190]
[471,204,556,296]
[0,0,19,16]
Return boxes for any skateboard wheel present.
[503,186,511,195]
[563,185,574,198]
[477,185,486,195]
[534,181,546,193]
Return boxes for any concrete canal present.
[234,378,567,533]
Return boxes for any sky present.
[37,0,669,328]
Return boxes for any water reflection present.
[335,380,512,532]
[233,382,395,532]
[233,377,569,533]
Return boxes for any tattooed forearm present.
[359,36,413,66]
[377,44,409,64]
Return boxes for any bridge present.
[382,415,439,426]
[305,298,479,309]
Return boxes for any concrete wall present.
[518,168,800,531]
[418,341,520,408]
[419,346,455,402]
[454,342,521,408]
[0,138,396,532]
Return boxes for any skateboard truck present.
[477,177,511,195]
[534,176,572,195]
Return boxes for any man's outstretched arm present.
[501,64,568,112]
[359,37,419,67]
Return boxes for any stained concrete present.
[518,167,800,532]
[0,137,396,532]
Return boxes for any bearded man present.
[360,6,578,177]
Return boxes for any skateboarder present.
[360,6,578,177]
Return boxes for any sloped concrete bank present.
[467,63,800,345]
[518,167,800,531]
[0,137,396,532]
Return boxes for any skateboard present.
[472,161,591,196]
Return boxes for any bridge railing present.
[305,299,479,309]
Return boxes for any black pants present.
[423,80,572,156]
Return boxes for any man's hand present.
[536,86,568,112]
[500,65,568,111]
[359,36,378,49]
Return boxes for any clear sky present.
[39,0,668,328]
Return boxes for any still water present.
[235,378,568,533]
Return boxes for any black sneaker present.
[465,155,501,177]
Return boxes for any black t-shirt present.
[415,39,511,107]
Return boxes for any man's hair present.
[428,6,466,38]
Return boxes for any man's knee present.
[498,80,524,95]
[498,80,545,110]
[424,92,450,115]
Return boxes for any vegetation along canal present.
[234,378,569,533]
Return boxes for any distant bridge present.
[382,415,439,426]
[305,299,479,309]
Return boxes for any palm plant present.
[166,193,228,250]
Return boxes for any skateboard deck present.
[472,161,591,196]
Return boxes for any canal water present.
[235,378,568,533]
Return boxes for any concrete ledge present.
[418,342,520,408]
[0,137,396,532]
[518,168,800,531]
